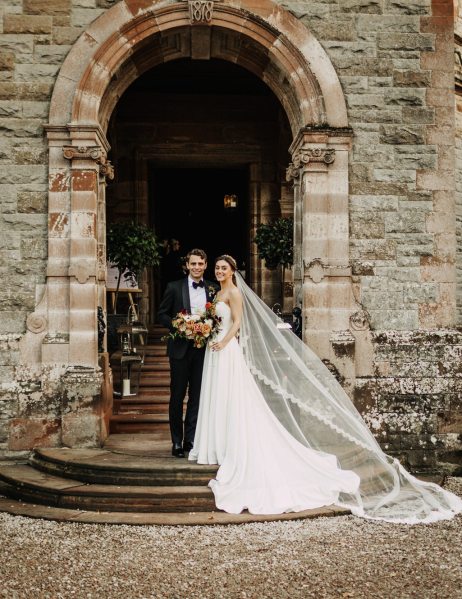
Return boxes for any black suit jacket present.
[157,277,218,359]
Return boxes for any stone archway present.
[38,0,355,447]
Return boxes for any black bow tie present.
[192,280,204,289]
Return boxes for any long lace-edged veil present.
[235,273,462,523]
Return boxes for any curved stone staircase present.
[0,325,350,525]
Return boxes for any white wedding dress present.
[189,301,361,515]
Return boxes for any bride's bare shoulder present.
[229,287,242,301]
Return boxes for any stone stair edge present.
[0,464,214,498]
[32,447,218,474]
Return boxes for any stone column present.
[288,128,356,362]
[56,126,112,447]
[63,142,108,368]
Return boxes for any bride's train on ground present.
[190,275,462,523]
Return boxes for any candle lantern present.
[116,322,148,397]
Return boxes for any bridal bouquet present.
[164,300,222,348]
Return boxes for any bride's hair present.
[215,254,237,285]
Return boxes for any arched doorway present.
[39,0,355,446]
[106,57,293,323]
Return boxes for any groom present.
[157,249,217,457]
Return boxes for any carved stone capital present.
[63,146,114,181]
[350,309,371,331]
[99,160,114,181]
[63,145,105,162]
[286,162,300,182]
[292,147,335,170]
[188,0,214,23]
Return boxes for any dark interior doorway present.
[107,56,292,322]
[151,166,249,284]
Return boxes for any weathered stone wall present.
[282,0,455,332]
[355,330,462,471]
[0,0,459,468]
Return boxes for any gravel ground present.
[0,478,461,599]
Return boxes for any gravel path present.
[0,478,461,599]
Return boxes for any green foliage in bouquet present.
[107,221,162,313]
[254,217,294,269]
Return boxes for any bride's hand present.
[210,340,227,352]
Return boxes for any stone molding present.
[68,259,98,284]
[304,259,352,284]
[330,330,355,347]
[49,0,349,131]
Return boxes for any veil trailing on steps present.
[235,273,462,523]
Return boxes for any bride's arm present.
[210,288,242,351]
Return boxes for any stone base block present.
[61,412,101,448]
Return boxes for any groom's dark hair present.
[186,248,207,262]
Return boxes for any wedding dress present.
[189,300,360,514]
[189,276,462,523]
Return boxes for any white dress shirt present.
[188,275,207,315]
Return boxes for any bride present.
[189,255,462,523]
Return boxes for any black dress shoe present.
[172,443,185,458]
[183,441,193,453]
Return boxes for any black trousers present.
[169,346,205,445]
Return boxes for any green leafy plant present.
[254,217,294,269]
[254,217,294,308]
[107,221,162,313]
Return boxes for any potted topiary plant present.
[106,221,162,351]
[254,217,294,308]
[107,221,162,314]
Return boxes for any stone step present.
[109,413,171,434]
[0,484,348,526]
[141,368,170,384]
[118,404,170,414]
[136,389,171,398]
[116,396,170,405]
[30,447,217,486]
[138,377,170,387]
[111,359,169,371]
[0,465,215,513]
[112,374,170,386]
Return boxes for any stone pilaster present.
[288,128,356,361]
[60,126,112,369]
